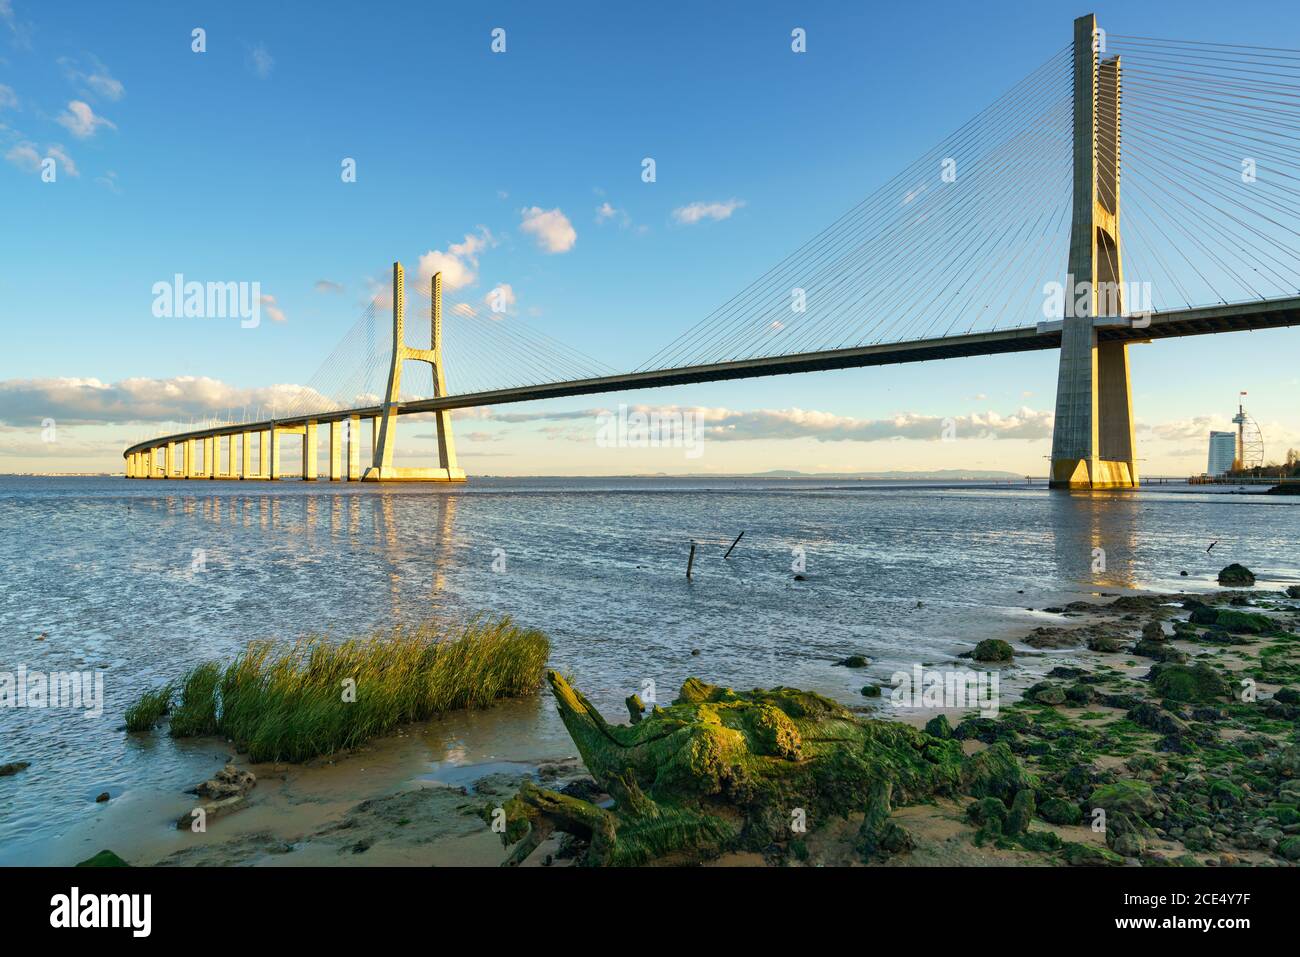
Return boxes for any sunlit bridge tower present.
[1049,13,1139,489]
[362,261,466,482]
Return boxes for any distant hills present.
[732,469,1027,480]
[598,469,1029,481]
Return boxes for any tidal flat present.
[56,580,1300,868]
[3,476,1298,866]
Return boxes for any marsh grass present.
[168,662,221,737]
[122,615,549,762]
[123,683,174,732]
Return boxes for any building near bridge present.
[1207,431,1236,476]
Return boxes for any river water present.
[1,475,1296,864]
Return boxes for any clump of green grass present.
[122,615,550,763]
[168,662,221,737]
[123,682,174,732]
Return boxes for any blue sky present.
[2,0,1298,475]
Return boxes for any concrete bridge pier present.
[303,421,318,480]
[1049,13,1139,490]
[329,421,342,481]
[347,415,361,480]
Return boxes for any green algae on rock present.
[1150,662,1231,704]
[1039,796,1082,826]
[487,671,1033,866]
[1217,564,1256,587]
[1189,607,1276,635]
[75,849,129,867]
[1089,780,1162,818]
[971,639,1015,662]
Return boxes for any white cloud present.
[1137,414,1300,462]
[88,71,123,100]
[519,206,576,253]
[85,68,123,100]
[468,403,1056,443]
[95,169,120,192]
[0,83,18,110]
[4,139,77,176]
[0,0,34,49]
[1138,415,1220,441]
[259,293,287,323]
[671,199,745,225]
[56,100,115,138]
[0,376,346,426]
[58,56,124,101]
[4,138,39,171]
[45,142,77,176]
[364,275,393,311]
[314,279,344,294]
[416,228,493,293]
[248,43,274,79]
[595,201,633,228]
[692,406,1054,442]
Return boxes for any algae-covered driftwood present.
[488,671,1033,866]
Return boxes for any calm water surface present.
[1,475,1297,863]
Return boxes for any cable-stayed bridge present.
[124,14,1300,489]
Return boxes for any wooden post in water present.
[724,531,745,559]
[686,542,697,580]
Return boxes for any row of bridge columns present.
[124,416,378,481]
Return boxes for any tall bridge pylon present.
[363,262,465,482]
[1049,13,1139,489]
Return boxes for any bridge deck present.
[123,296,1300,458]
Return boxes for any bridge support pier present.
[269,430,279,480]
[303,421,318,480]
[329,421,342,481]
[347,415,361,480]
[1049,14,1139,490]
[362,263,466,482]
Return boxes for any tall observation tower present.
[1231,393,1264,472]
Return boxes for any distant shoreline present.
[0,471,1190,482]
